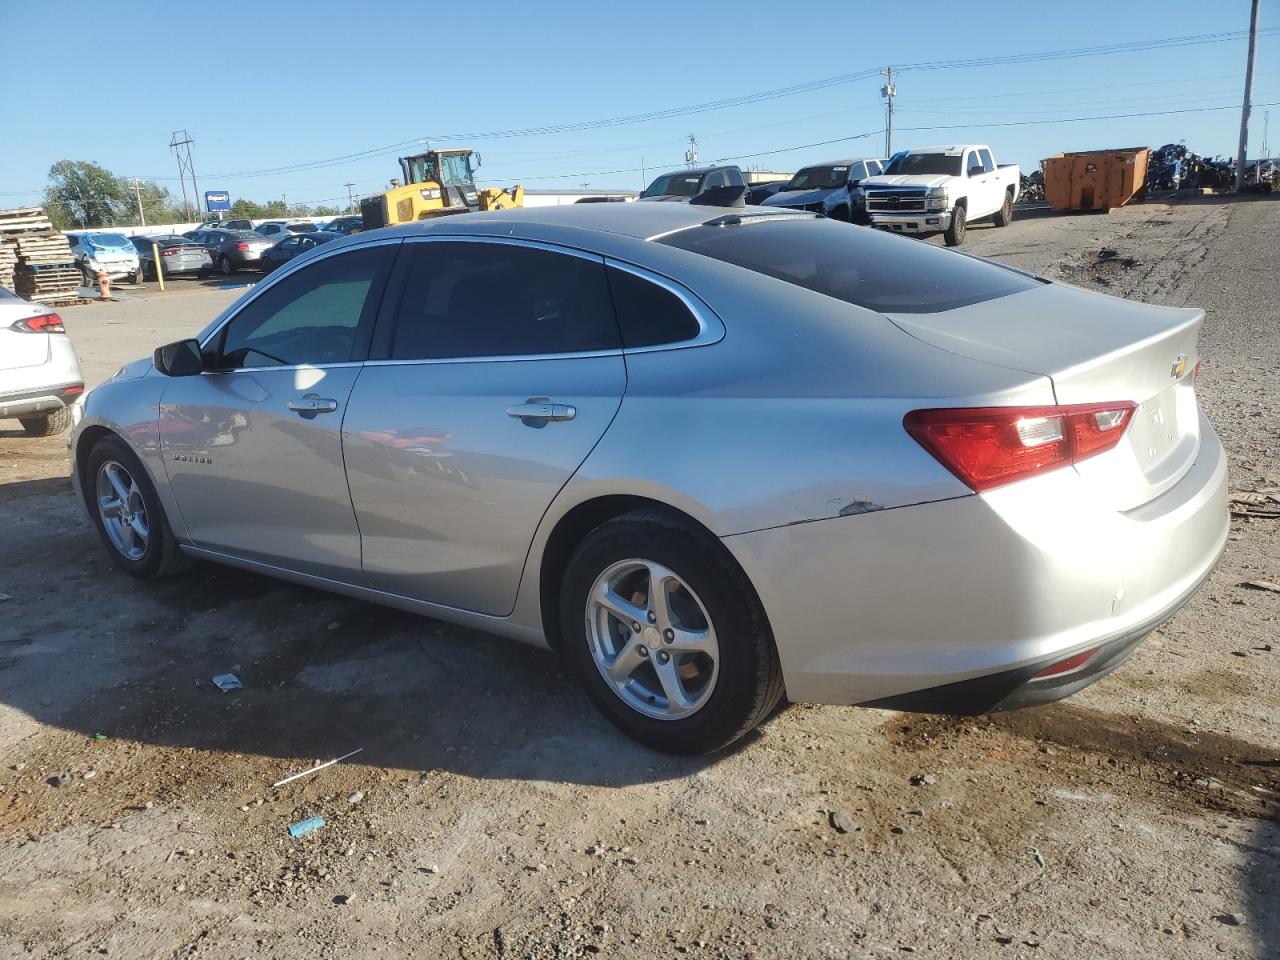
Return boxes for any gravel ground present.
[0,198,1276,960]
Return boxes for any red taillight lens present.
[64,385,84,395]
[164,248,177,255]
[904,402,1136,492]
[10,312,65,333]
[1033,647,1098,679]
[235,242,250,250]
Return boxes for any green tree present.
[230,198,287,219]
[45,160,130,230]
[311,205,340,217]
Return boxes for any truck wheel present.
[944,204,967,246]
[992,190,1014,227]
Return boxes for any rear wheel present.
[86,435,193,579]
[219,255,234,275]
[992,189,1014,227]
[19,407,73,437]
[560,510,784,754]
[944,204,967,246]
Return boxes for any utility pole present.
[170,130,195,221]
[282,193,288,216]
[881,67,896,158]
[641,156,646,190]
[1235,0,1261,192]
[130,178,146,227]
[685,135,698,168]
[344,182,356,213]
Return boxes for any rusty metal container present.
[1042,147,1149,211]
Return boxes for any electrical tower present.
[345,182,356,213]
[169,130,200,219]
[685,135,698,168]
[881,67,896,158]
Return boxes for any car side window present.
[388,241,621,360]
[215,245,393,369]
[849,162,866,181]
[703,171,725,189]
[606,266,701,348]
[726,168,745,187]
[979,149,995,173]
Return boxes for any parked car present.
[71,203,1227,754]
[319,215,365,235]
[745,180,788,205]
[67,232,141,284]
[760,158,886,222]
[861,144,1020,245]
[182,229,275,274]
[638,165,746,202]
[0,286,84,436]
[254,220,318,241]
[131,236,213,280]
[259,230,338,272]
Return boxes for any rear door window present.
[657,217,1037,314]
[978,149,995,173]
[385,241,621,360]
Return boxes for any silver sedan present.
[70,203,1228,754]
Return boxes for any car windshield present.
[657,217,1038,314]
[231,231,260,239]
[86,232,133,249]
[642,172,705,198]
[785,166,849,190]
[882,153,965,177]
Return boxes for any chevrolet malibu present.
[70,203,1228,754]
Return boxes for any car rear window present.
[656,217,1038,314]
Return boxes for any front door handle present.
[287,396,339,416]
[507,398,577,425]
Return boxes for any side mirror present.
[153,338,204,377]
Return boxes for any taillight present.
[235,242,250,250]
[164,248,177,255]
[903,402,1137,492]
[1032,646,1098,679]
[10,313,65,333]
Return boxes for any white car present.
[253,220,319,243]
[67,232,142,284]
[0,286,85,436]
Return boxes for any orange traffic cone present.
[97,271,111,301]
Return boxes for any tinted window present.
[607,267,701,348]
[642,172,705,198]
[389,242,620,360]
[726,168,744,187]
[217,245,392,368]
[883,153,964,177]
[978,149,995,173]
[658,217,1038,314]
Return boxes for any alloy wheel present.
[585,558,719,721]
[96,460,149,561]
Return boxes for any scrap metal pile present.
[1019,170,1045,202]
[1145,143,1234,191]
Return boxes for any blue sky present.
[1,0,1276,209]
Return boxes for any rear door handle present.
[287,396,339,416]
[507,398,577,424]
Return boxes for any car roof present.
[795,157,879,167]
[904,145,985,155]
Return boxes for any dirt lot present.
[0,199,1277,960]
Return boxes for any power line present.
[896,100,1280,134]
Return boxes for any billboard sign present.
[205,190,231,212]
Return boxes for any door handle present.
[507,398,577,425]
[287,396,339,416]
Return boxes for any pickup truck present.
[861,144,1019,246]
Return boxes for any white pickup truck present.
[861,144,1020,246]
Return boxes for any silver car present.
[0,286,85,436]
[69,204,1228,754]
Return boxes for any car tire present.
[992,190,1014,227]
[220,255,233,275]
[560,509,785,755]
[831,205,852,222]
[19,407,73,437]
[128,269,141,284]
[86,434,194,580]
[944,204,967,246]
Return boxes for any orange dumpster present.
[1042,147,1150,212]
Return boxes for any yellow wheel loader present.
[359,148,523,230]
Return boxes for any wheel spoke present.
[129,514,149,542]
[99,496,122,519]
[106,466,130,503]
[667,624,715,655]
[607,636,646,683]
[593,584,647,629]
[647,564,676,633]
[653,656,693,712]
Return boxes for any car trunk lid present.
[0,316,51,371]
[884,282,1203,510]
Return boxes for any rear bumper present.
[723,413,1229,709]
[869,211,951,233]
[0,382,84,418]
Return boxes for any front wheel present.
[992,190,1014,227]
[86,435,193,579]
[944,205,967,246]
[560,510,784,754]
